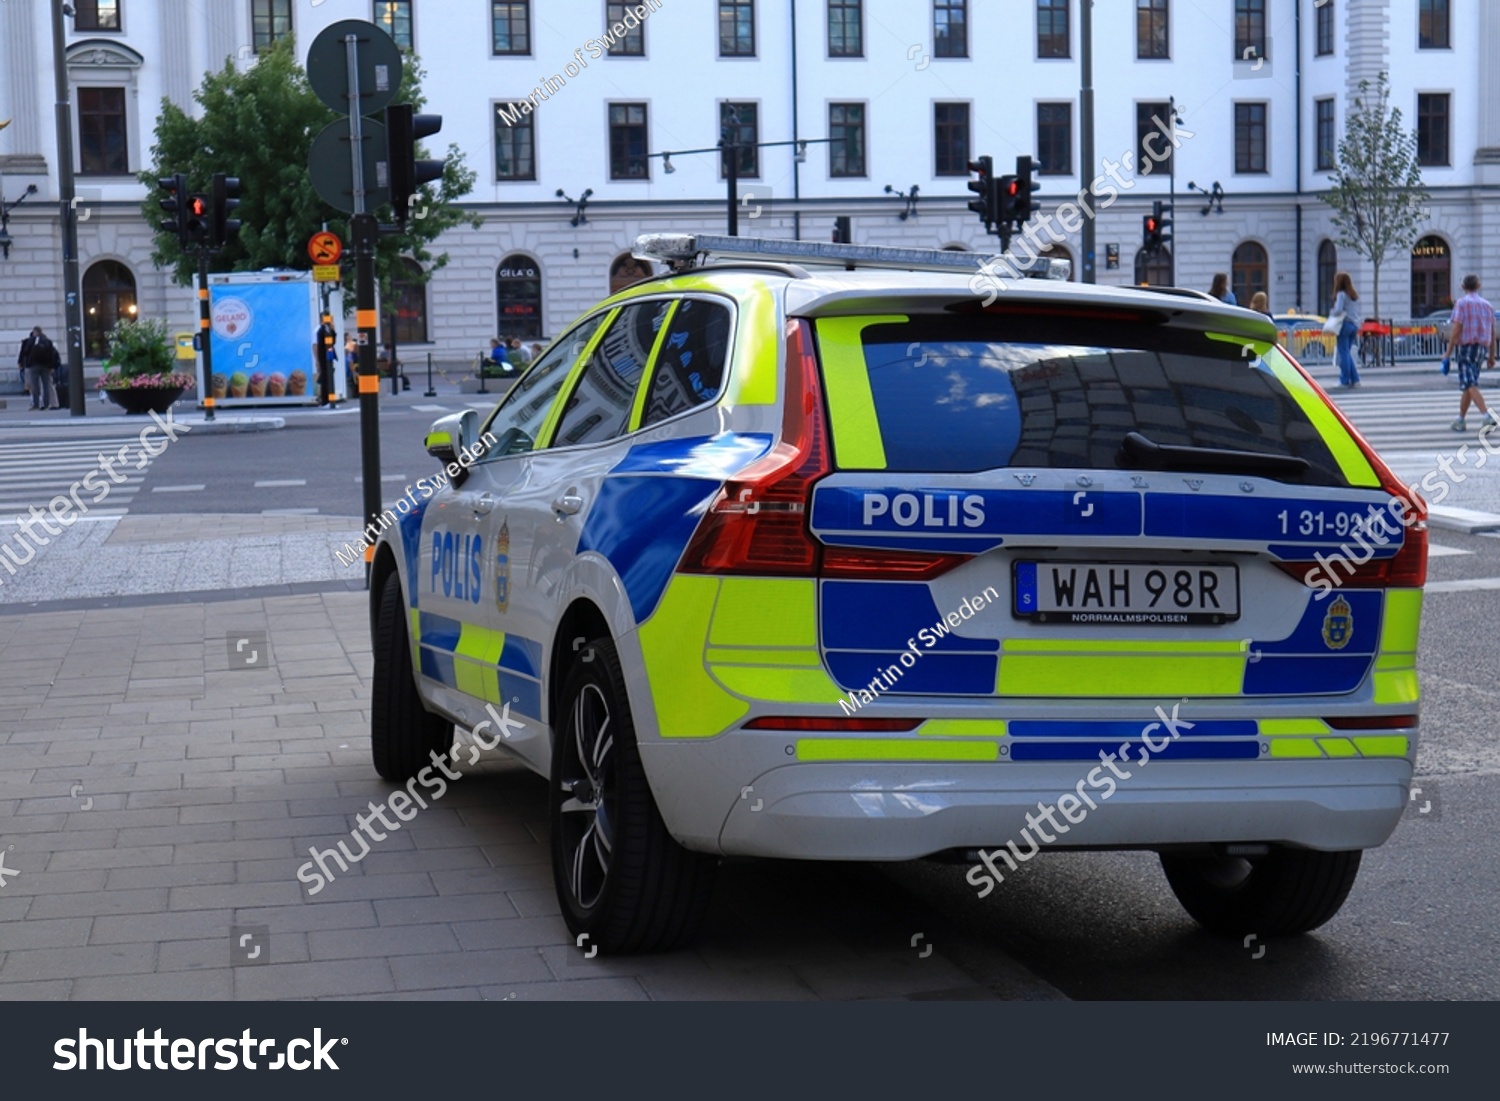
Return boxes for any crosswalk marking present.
[1324,388,1497,456]
[0,436,151,520]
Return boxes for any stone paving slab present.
[0,592,1064,1001]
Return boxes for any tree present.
[138,39,478,307]
[1320,73,1428,321]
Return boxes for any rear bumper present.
[640,744,1411,859]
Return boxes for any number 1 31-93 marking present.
[1276,508,1383,539]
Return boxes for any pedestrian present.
[507,337,531,367]
[17,326,60,410]
[1249,291,1272,319]
[1445,273,1498,432]
[489,338,507,370]
[344,335,358,394]
[1208,273,1238,306]
[1330,271,1362,388]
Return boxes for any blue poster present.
[207,276,319,403]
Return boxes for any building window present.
[251,0,292,54]
[719,1,755,56]
[1136,0,1168,59]
[1234,102,1268,173]
[1234,0,1266,61]
[392,259,428,345]
[609,254,654,295]
[1037,103,1072,176]
[1231,241,1268,306]
[78,87,128,175]
[608,102,649,179]
[720,102,759,177]
[1419,0,1449,49]
[1135,246,1172,287]
[497,254,543,340]
[1417,93,1450,166]
[1136,101,1173,177]
[1315,98,1336,171]
[74,1,121,32]
[829,0,862,57]
[1037,0,1070,58]
[1410,235,1451,316]
[375,2,413,49]
[83,260,136,359]
[605,2,645,55]
[934,0,967,58]
[492,2,531,55]
[1317,240,1338,315]
[829,103,866,177]
[1315,0,1334,56]
[933,103,970,177]
[494,103,536,180]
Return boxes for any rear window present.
[830,315,1348,486]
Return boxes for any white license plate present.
[1014,561,1240,625]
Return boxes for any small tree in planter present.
[98,318,196,413]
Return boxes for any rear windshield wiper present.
[1118,431,1311,479]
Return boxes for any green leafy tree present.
[138,39,478,306]
[1320,73,1428,321]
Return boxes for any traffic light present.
[832,216,852,244]
[385,103,446,225]
[967,155,996,229]
[158,173,189,247]
[185,192,211,246]
[997,174,1019,224]
[1143,200,1170,253]
[211,174,241,248]
[1014,156,1041,224]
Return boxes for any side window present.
[551,299,671,448]
[639,298,733,428]
[482,314,607,457]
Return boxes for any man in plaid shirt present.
[1446,273,1498,431]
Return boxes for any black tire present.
[1160,847,1362,936]
[550,635,716,954]
[371,571,453,781]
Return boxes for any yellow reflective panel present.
[1318,737,1359,758]
[1351,735,1411,758]
[1380,589,1422,654]
[918,719,1009,737]
[997,654,1244,696]
[815,315,906,471]
[1372,669,1420,705]
[1259,718,1331,736]
[710,578,818,647]
[1268,738,1325,759]
[712,666,847,704]
[638,575,748,738]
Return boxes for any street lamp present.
[883,184,920,221]
[0,180,39,260]
[646,137,835,236]
[1188,180,1226,216]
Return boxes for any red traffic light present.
[1006,180,1020,197]
[189,195,208,217]
[1145,217,1158,232]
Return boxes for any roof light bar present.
[632,234,1070,280]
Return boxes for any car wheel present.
[550,636,716,954]
[371,571,453,781]
[1160,847,1361,936]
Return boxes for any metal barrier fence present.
[1275,319,1448,366]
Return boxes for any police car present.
[369,234,1424,953]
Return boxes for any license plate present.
[1013,561,1240,625]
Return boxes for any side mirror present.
[424,409,481,487]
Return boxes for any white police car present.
[369,234,1425,953]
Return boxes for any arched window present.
[1231,241,1268,306]
[1316,240,1338,316]
[391,258,428,344]
[1039,243,1074,280]
[1134,246,1172,287]
[608,253,654,295]
[82,260,137,359]
[1410,235,1451,317]
[496,254,543,339]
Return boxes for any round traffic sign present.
[308,231,344,265]
[307,19,403,117]
[309,117,391,214]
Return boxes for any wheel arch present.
[370,542,400,643]
[549,598,614,729]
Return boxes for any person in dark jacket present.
[17,327,60,410]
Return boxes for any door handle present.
[552,492,584,517]
[472,493,496,516]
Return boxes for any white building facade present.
[2,0,1498,362]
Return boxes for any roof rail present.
[1132,285,1222,305]
[632,233,1070,281]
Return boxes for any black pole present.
[198,251,215,421]
[51,0,86,415]
[356,212,381,583]
[1079,0,1096,284]
[726,143,739,236]
[388,306,399,396]
[1168,97,1177,287]
[424,350,435,398]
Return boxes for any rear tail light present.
[1274,365,1428,590]
[820,547,969,580]
[1323,714,1418,730]
[742,717,922,732]
[679,319,831,576]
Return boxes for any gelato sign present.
[211,297,253,340]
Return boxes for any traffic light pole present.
[198,249,215,422]
[1079,0,1096,284]
[347,33,382,587]
[51,0,86,415]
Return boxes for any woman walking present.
[1208,273,1237,305]
[1331,272,1362,387]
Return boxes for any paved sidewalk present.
[0,592,1062,1001]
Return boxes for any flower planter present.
[104,386,186,415]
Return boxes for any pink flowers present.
[98,371,197,391]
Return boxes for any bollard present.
[425,352,436,397]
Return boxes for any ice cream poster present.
[205,275,323,403]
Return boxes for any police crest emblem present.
[1321,595,1353,650]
